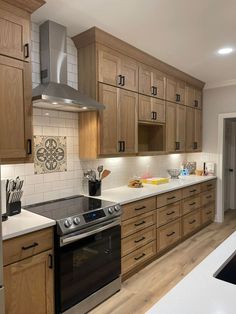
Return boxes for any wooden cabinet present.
[157,202,180,227]
[139,65,165,99]
[122,197,156,221]
[166,78,185,105]
[156,189,182,208]
[3,227,54,314]
[182,209,201,237]
[166,102,186,152]
[138,95,165,123]
[98,83,138,155]
[98,48,138,92]
[0,55,32,160]
[185,85,202,109]
[157,218,181,251]
[0,3,30,62]
[186,107,202,152]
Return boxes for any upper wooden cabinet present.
[166,102,186,153]
[0,55,32,160]
[98,48,139,92]
[0,3,30,62]
[139,65,165,99]
[186,107,202,152]
[185,85,202,109]
[166,78,185,105]
[139,95,165,123]
[98,83,138,156]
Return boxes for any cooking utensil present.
[101,169,111,180]
[97,165,103,180]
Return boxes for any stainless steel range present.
[25,195,122,314]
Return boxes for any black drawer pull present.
[166,231,175,237]
[206,195,212,199]
[48,254,53,269]
[190,189,197,193]
[189,202,196,206]
[24,43,30,59]
[22,242,38,250]
[167,196,176,200]
[207,184,213,187]
[194,100,198,108]
[189,219,196,225]
[151,86,155,95]
[175,141,180,150]
[134,236,146,243]
[206,211,212,215]
[135,206,146,211]
[122,75,126,86]
[134,253,146,261]
[135,220,146,227]
[118,74,123,85]
[166,211,175,216]
[27,139,32,155]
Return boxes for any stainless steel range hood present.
[32,20,104,112]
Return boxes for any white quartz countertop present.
[147,231,236,314]
[96,176,216,205]
[2,209,55,241]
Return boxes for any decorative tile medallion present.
[34,136,67,174]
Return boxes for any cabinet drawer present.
[182,196,201,215]
[157,202,180,227]
[182,184,201,199]
[156,189,182,208]
[157,219,181,251]
[201,203,215,224]
[122,197,156,221]
[3,227,53,266]
[201,190,215,206]
[122,240,156,274]
[182,209,201,237]
[122,226,156,257]
[122,211,156,238]
[201,180,216,192]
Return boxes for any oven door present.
[57,219,121,313]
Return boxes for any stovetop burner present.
[24,195,121,235]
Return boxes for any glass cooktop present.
[24,195,116,220]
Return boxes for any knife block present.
[7,201,21,216]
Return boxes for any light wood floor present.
[90,210,236,314]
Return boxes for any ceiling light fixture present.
[52,102,58,105]
[82,106,87,110]
[217,47,233,55]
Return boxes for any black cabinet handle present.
[48,254,53,269]
[151,111,155,120]
[134,220,145,227]
[151,86,155,95]
[167,196,176,200]
[206,195,212,199]
[176,94,180,102]
[194,100,198,108]
[122,76,125,86]
[153,112,157,120]
[118,141,122,152]
[27,139,32,155]
[118,75,123,85]
[206,211,212,215]
[22,242,38,250]
[154,87,158,95]
[190,189,197,193]
[135,206,146,211]
[229,169,234,172]
[134,253,146,261]
[207,184,213,187]
[166,231,175,237]
[134,236,145,243]
[189,202,196,206]
[175,142,180,150]
[24,43,30,59]
[166,211,175,216]
[122,141,125,152]
[189,219,196,225]
[193,142,198,150]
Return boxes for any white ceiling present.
[32,0,236,88]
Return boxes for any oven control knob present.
[64,219,72,228]
[114,205,121,212]
[108,207,114,214]
[73,217,80,225]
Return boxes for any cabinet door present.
[153,70,165,100]
[121,56,139,92]
[176,105,186,152]
[185,107,195,152]
[166,102,176,152]
[98,49,121,86]
[194,89,202,109]
[119,89,138,154]
[152,98,165,123]
[0,6,30,62]
[138,94,152,122]
[98,84,118,155]
[139,65,152,96]
[0,55,32,160]
[176,80,185,105]
[194,109,202,151]
[166,78,177,103]
[4,250,54,314]
[185,85,195,107]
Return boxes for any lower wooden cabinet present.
[4,249,54,314]
[157,202,180,226]
[201,203,215,224]
[182,209,201,237]
[157,218,181,251]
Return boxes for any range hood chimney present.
[32,20,104,112]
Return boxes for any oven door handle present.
[61,219,120,246]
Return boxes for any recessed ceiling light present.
[45,112,50,116]
[82,106,87,110]
[52,102,58,105]
[218,47,233,55]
